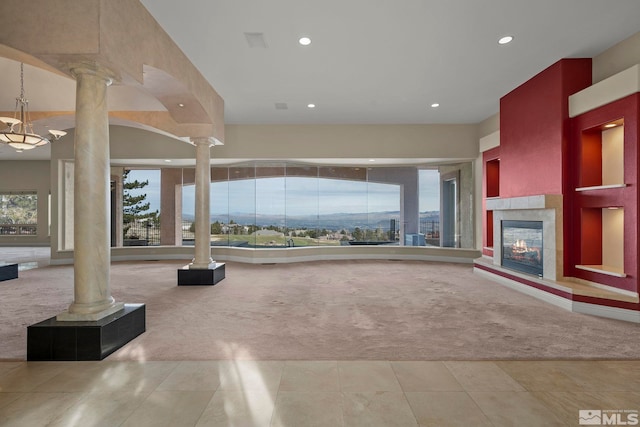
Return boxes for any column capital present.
[67,61,120,86]
[190,136,223,147]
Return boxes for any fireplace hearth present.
[501,220,543,276]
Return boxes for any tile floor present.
[0,359,638,426]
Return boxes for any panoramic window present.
[181,163,403,248]
[178,162,479,250]
[0,192,38,236]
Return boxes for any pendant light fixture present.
[0,63,67,151]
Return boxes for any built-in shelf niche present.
[578,207,625,277]
[579,120,624,189]
[486,159,500,198]
[486,210,494,248]
[483,153,499,252]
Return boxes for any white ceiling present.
[140,0,640,125]
[1,0,640,163]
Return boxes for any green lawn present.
[210,234,341,247]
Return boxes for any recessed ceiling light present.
[178,103,185,108]
[498,35,513,45]
[369,159,376,162]
[604,123,617,128]
[164,159,172,163]
[307,103,316,108]
[299,36,312,46]
[431,103,440,108]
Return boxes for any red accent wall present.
[499,59,592,198]
[579,130,603,187]
[580,208,602,265]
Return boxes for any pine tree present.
[211,220,222,234]
[352,227,363,241]
[123,170,158,237]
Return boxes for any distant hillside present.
[181,210,439,231]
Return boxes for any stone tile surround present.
[486,195,563,281]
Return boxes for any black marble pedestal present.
[177,263,226,286]
[0,263,18,281]
[27,304,145,361]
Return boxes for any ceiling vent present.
[244,32,267,48]
[274,102,288,110]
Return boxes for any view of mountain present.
[182,211,439,231]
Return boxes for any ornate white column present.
[190,137,214,269]
[58,62,123,321]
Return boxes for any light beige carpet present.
[1,259,639,361]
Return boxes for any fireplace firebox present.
[501,220,543,276]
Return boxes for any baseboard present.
[474,267,573,311]
[474,265,640,324]
[573,301,640,323]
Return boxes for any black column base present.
[27,303,145,361]
[0,263,18,281]
[177,263,226,286]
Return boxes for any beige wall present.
[56,123,481,163]
[602,208,624,271]
[477,113,499,140]
[593,31,640,84]
[602,126,624,186]
[221,124,479,161]
[52,126,197,163]
[0,160,51,245]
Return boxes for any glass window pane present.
[0,192,37,236]
[286,165,319,246]
[256,175,286,247]
[419,169,441,246]
[182,183,195,245]
[367,181,400,242]
[318,174,367,244]
[211,180,229,246]
[229,164,256,247]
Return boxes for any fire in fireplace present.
[501,220,543,276]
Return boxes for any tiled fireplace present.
[486,195,563,281]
